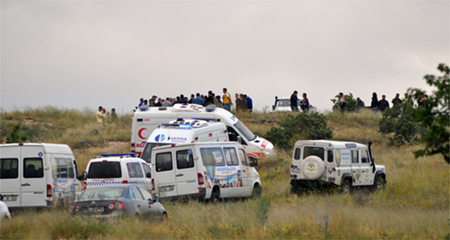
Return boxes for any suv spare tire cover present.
[301,156,325,180]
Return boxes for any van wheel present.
[210,190,220,204]
[160,212,168,223]
[251,184,262,198]
[290,184,304,195]
[373,175,386,191]
[340,179,352,194]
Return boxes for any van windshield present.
[141,143,171,163]
[88,162,121,178]
[234,121,256,141]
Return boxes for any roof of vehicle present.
[294,140,368,149]
[88,154,146,163]
[0,143,73,154]
[152,141,242,151]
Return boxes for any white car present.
[290,140,386,194]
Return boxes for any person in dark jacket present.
[300,93,310,112]
[378,95,390,112]
[290,91,299,111]
[371,92,379,111]
[392,93,402,107]
[356,97,365,111]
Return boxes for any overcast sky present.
[1,0,449,114]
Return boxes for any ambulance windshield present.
[234,121,256,141]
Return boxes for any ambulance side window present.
[24,158,44,178]
[66,158,75,178]
[361,150,370,163]
[155,152,173,172]
[351,150,359,164]
[0,158,18,179]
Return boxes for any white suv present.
[290,140,386,194]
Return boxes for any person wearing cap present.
[222,88,232,111]
[378,95,390,112]
[290,91,299,111]
[96,106,104,124]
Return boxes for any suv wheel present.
[340,179,352,194]
[373,175,386,191]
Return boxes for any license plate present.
[2,195,18,201]
[88,207,104,214]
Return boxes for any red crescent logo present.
[138,128,148,140]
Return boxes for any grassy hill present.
[1,107,448,239]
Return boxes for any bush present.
[330,93,357,112]
[378,102,423,145]
[265,112,332,150]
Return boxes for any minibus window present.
[141,143,171,163]
[177,150,194,169]
[88,162,121,178]
[200,148,225,166]
[127,162,144,178]
[24,158,44,178]
[224,148,239,166]
[0,158,18,179]
[56,158,68,178]
[155,152,173,172]
[304,147,325,161]
[238,149,249,166]
[66,158,75,178]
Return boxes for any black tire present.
[161,212,168,223]
[251,184,262,198]
[340,179,352,194]
[210,190,220,204]
[373,175,386,191]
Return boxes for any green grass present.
[1,107,449,239]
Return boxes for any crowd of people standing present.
[338,91,421,113]
[96,106,117,124]
[136,88,254,113]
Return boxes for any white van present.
[140,119,229,163]
[82,154,152,192]
[151,142,262,202]
[131,104,275,159]
[0,143,82,209]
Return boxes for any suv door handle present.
[176,174,184,177]
[22,183,30,187]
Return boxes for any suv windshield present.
[141,143,171,163]
[234,121,256,141]
[88,162,121,178]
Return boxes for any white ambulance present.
[140,119,229,163]
[0,143,82,209]
[150,142,262,202]
[82,154,152,192]
[131,104,275,159]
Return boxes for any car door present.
[0,147,21,207]
[350,149,363,186]
[359,149,374,185]
[129,186,151,218]
[238,148,253,197]
[21,146,47,207]
[153,151,177,198]
[138,187,162,218]
[174,148,198,197]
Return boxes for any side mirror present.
[249,158,258,167]
[81,171,88,181]
[272,105,275,111]
[146,172,151,178]
[0,194,3,201]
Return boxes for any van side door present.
[238,148,253,197]
[174,148,198,197]
[153,150,177,198]
[21,146,48,207]
[0,147,21,207]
